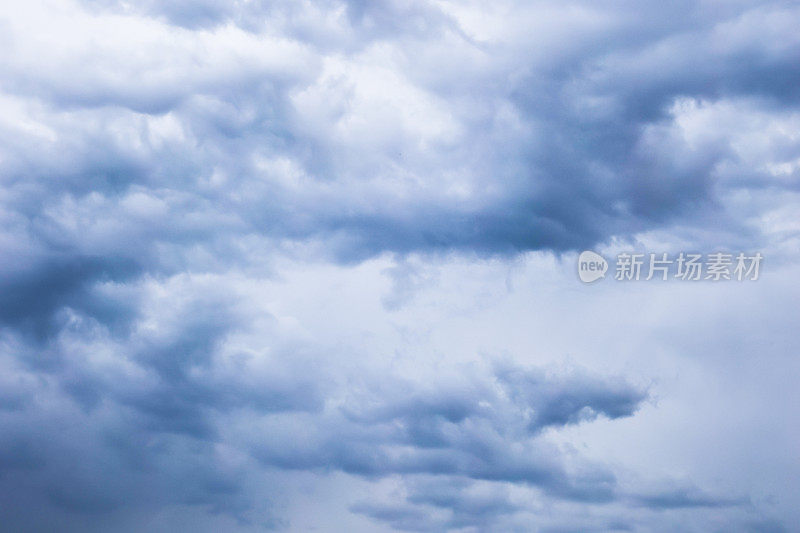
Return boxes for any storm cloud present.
[0,0,798,531]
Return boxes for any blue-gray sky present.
[0,0,798,531]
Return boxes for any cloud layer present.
[0,0,798,531]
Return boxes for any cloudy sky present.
[0,0,799,531]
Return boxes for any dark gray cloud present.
[630,484,747,510]
[248,363,645,501]
[0,279,755,531]
[0,283,653,531]
[3,0,798,272]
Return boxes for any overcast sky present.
[0,0,799,531]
